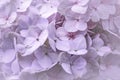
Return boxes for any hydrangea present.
[0,0,120,80]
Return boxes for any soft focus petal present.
[11,59,20,74]
[2,49,16,63]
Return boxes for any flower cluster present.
[0,0,120,80]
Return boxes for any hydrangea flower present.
[56,27,87,55]
[0,0,120,80]
[0,2,17,28]
[90,0,116,22]
[59,53,87,78]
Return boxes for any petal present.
[97,46,111,56]
[68,49,87,55]
[11,59,20,74]
[38,29,48,46]
[76,20,87,31]
[23,41,42,56]
[91,10,100,22]
[24,37,36,46]
[97,4,109,19]
[31,59,43,72]
[19,55,34,69]
[17,0,32,12]
[0,18,6,25]
[72,57,87,69]
[71,67,87,78]
[23,30,48,56]
[97,4,115,20]
[56,27,68,40]
[64,20,78,32]
[38,55,53,69]
[37,18,49,30]
[39,4,57,18]
[48,21,56,39]
[20,30,29,37]
[86,34,92,48]
[47,52,59,66]
[8,12,17,24]
[56,40,70,51]
[70,35,87,50]
[114,16,120,28]
[48,38,56,51]
[77,0,89,6]
[92,34,104,49]
[71,4,88,14]
[71,57,87,77]
[90,0,101,8]
[2,49,16,63]
[61,63,72,74]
